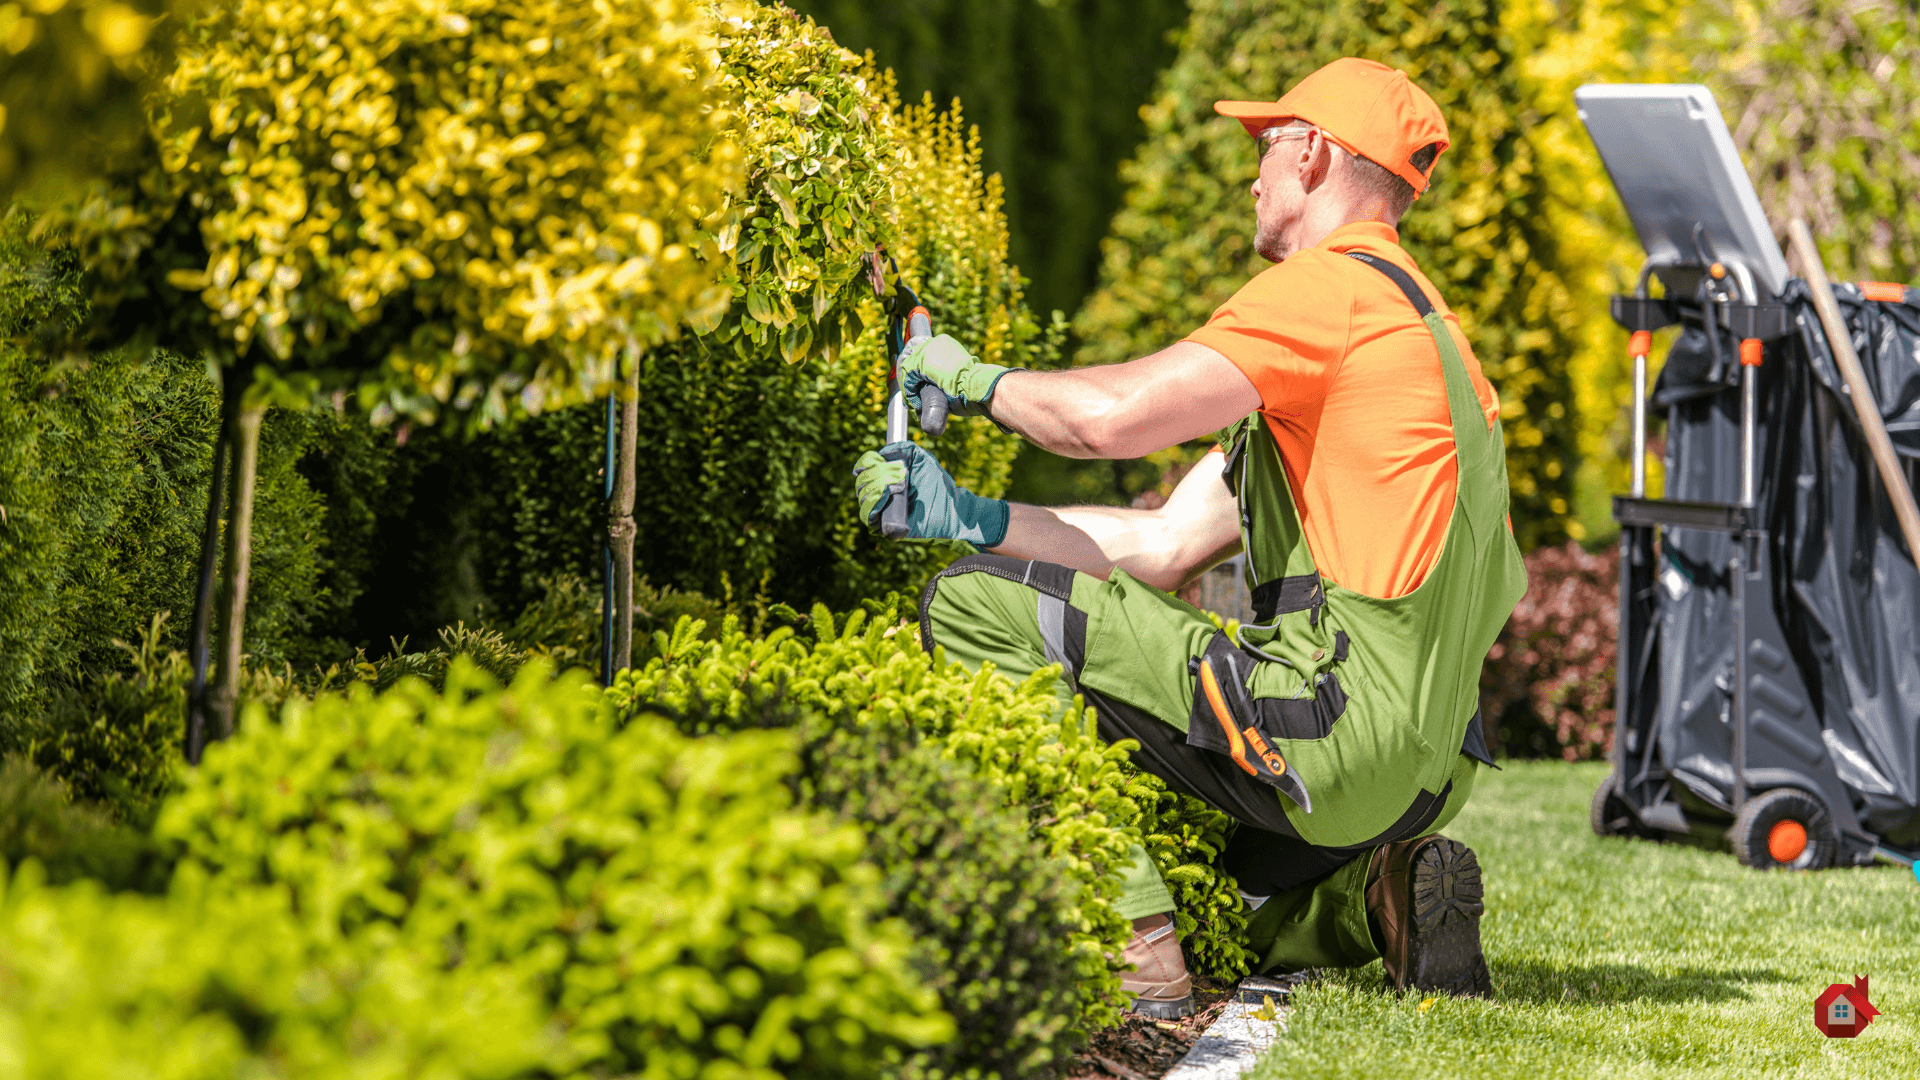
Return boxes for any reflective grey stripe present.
[1038,592,1075,686]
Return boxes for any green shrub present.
[0,863,551,1079]
[0,757,168,893]
[655,684,1095,1079]
[1075,0,1582,549]
[616,606,1254,1031]
[338,7,1063,626]
[0,210,401,725]
[25,616,188,826]
[1701,0,1920,285]
[157,659,950,1079]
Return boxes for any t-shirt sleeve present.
[1182,255,1352,419]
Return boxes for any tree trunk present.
[184,373,236,765]
[608,362,640,674]
[208,396,266,741]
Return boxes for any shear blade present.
[1275,769,1313,814]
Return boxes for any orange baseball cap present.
[1215,58,1450,194]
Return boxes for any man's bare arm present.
[988,450,1243,591]
[991,341,1264,460]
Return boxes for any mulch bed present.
[1062,977,1240,1080]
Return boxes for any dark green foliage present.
[0,210,400,727]
[1076,0,1582,548]
[788,0,1190,318]
[0,757,170,893]
[342,407,605,645]
[664,688,1094,1079]
[26,617,187,826]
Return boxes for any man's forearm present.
[986,342,1262,461]
[988,502,1239,593]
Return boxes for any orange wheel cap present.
[1768,819,1808,863]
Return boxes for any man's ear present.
[1298,133,1334,194]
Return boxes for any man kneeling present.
[854,57,1526,1016]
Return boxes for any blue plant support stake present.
[600,393,617,685]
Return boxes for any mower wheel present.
[1730,787,1837,870]
[1590,771,1653,839]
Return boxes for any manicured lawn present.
[1247,761,1917,1079]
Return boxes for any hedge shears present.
[868,248,948,539]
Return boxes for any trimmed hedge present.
[157,659,950,1079]
[615,606,1252,1023]
[661,686,1093,1079]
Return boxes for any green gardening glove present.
[898,334,1019,419]
[853,441,1010,547]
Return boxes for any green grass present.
[1247,761,1917,1079]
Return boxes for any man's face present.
[1249,123,1320,263]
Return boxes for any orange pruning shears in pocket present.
[1197,655,1314,814]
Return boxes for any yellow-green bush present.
[576,6,1060,606]
[158,659,949,1079]
[32,0,741,423]
[0,862,551,1079]
[616,606,1251,1035]
[1702,0,1920,285]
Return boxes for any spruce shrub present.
[157,659,950,1079]
[615,606,1253,1032]
[0,863,551,1079]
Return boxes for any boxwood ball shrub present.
[616,606,1253,1034]
[157,659,950,1079]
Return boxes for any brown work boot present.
[1364,835,1492,998]
[1120,913,1194,1018]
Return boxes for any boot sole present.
[1128,993,1196,1020]
[1406,838,1492,998]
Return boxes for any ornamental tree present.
[30,0,743,750]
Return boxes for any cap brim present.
[1214,100,1296,137]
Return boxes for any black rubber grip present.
[880,443,912,539]
[921,385,949,436]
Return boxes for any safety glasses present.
[1253,125,1316,160]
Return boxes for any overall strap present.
[1343,251,1505,527]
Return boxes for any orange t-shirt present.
[1184,221,1499,599]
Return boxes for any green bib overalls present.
[920,252,1526,973]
